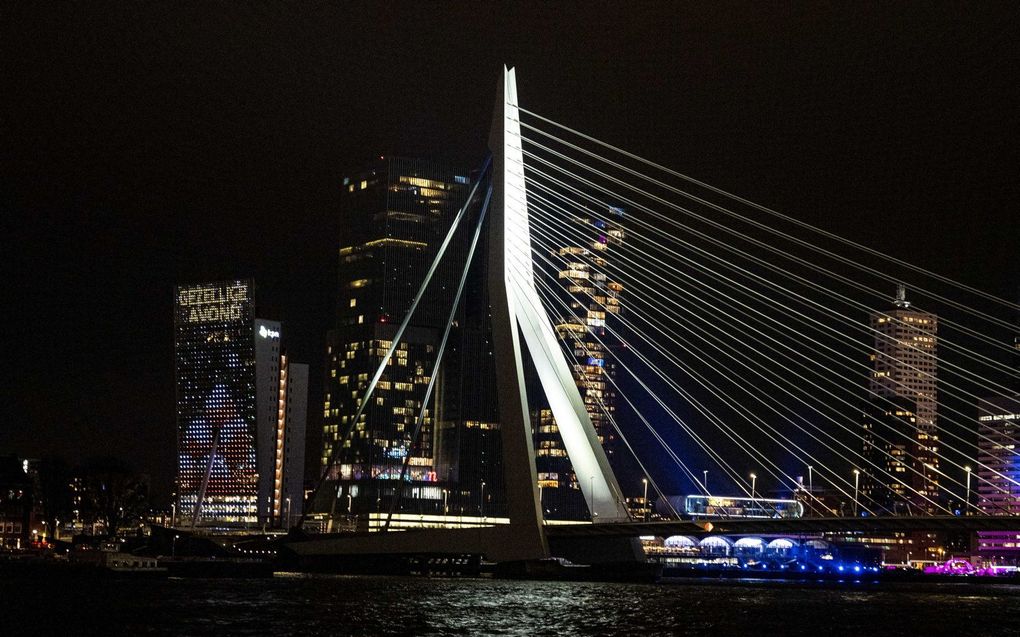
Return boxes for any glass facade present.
[318,157,471,521]
[175,280,258,525]
[534,205,625,520]
[175,280,307,528]
[976,396,1020,516]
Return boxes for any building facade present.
[318,157,471,522]
[432,214,507,519]
[976,396,1020,516]
[533,205,626,520]
[0,456,34,549]
[861,286,940,514]
[175,280,307,528]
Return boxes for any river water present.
[5,574,1020,636]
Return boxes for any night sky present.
[3,3,1018,504]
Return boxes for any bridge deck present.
[544,516,1020,537]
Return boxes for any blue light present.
[853,566,861,573]
[800,564,806,571]
[837,565,844,572]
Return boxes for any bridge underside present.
[285,527,642,565]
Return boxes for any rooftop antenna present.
[894,283,911,309]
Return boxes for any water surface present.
[5,574,1019,636]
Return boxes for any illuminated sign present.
[258,325,280,339]
[177,282,249,324]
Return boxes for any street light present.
[285,497,292,529]
[703,470,709,495]
[642,478,649,522]
[171,503,177,528]
[853,469,860,517]
[346,493,353,515]
[807,466,813,494]
[965,466,972,515]
[749,473,757,499]
[480,481,486,519]
[172,534,180,559]
[443,489,449,516]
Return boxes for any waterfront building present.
[974,395,1020,561]
[318,157,471,521]
[976,396,1020,516]
[861,286,940,514]
[533,205,625,520]
[175,279,308,528]
[432,215,507,519]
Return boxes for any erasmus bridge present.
[287,67,1020,567]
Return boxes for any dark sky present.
[2,3,1018,503]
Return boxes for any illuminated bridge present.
[288,67,1020,568]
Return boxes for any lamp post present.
[642,478,649,522]
[749,472,757,501]
[853,469,860,517]
[285,497,292,529]
[171,503,177,528]
[703,470,709,495]
[807,466,813,494]
[480,481,486,519]
[965,466,972,515]
[346,493,353,515]
[172,534,179,559]
[443,489,449,516]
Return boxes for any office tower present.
[974,307,1020,556]
[318,157,471,521]
[976,396,1020,515]
[175,280,308,528]
[433,209,507,519]
[533,205,625,520]
[861,285,940,513]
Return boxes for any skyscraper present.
[433,211,506,519]
[861,286,940,514]
[973,310,1020,556]
[534,205,625,520]
[317,157,471,522]
[175,280,308,528]
[976,396,1020,516]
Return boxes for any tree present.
[78,457,149,537]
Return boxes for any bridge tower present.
[488,67,629,561]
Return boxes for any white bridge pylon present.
[489,66,630,524]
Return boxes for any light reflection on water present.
[5,574,1020,636]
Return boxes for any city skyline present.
[4,5,1019,504]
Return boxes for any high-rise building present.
[175,280,308,528]
[861,286,940,514]
[433,212,507,519]
[974,308,1020,557]
[318,157,471,521]
[976,396,1020,516]
[533,205,625,520]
